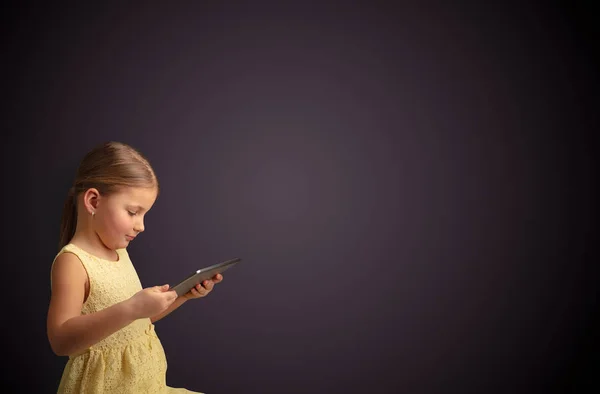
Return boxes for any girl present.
[47,141,223,393]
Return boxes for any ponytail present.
[58,187,77,251]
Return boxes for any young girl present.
[47,141,223,393]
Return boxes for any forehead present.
[106,187,157,208]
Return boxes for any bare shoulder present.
[48,252,88,331]
[51,251,88,288]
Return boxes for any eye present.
[128,211,137,216]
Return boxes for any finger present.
[166,292,177,302]
[202,280,214,291]
[195,283,209,295]
[213,274,223,282]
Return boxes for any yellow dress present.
[51,243,202,394]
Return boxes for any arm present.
[47,253,137,357]
[150,295,188,323]
[150,275,223,323]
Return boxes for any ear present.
[82,188,101,215]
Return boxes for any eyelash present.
[128,211,137,216]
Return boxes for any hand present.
[127,284,178,319]
[182,274,223,300]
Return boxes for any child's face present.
[95,186,158,250]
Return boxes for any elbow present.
[48,332,69,357]
[50,342,64,356]
[49,338,67,356]
[54,349,68,357]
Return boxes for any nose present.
[134,218,145,233]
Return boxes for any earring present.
[92,211,95,217]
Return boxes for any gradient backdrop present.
[3,2,598,393]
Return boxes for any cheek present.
[100,211,131,235]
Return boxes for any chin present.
[108,239,128,250]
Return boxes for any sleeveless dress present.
[51,243,202,394]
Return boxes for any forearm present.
[150,296,188,323]
[53,300,136,357]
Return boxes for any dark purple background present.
[2,2,597,393]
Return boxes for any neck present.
[69,209,118,261]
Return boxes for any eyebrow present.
[127,205,148,212]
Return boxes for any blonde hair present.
[59,141,159,250]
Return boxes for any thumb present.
[159,284,170,291]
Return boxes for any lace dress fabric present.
[51,243,202,393]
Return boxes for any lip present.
[125,235,136,241]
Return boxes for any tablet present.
[171,258,242,297]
